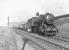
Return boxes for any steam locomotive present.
[25,12,69,36]
[25,13,55,36]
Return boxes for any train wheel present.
[44,31,49,36]
[44,31,56,36]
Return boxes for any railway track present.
[12,28,69,50]
[22,30,69,42]
[25,30,69,43]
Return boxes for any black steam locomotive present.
[25,12,69,36]
[25,13,56,36]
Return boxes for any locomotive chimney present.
[36,12,39,16]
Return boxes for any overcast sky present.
[0,0,69,26]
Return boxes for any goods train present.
[16,12,69,36]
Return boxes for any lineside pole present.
[8,16,9,27]
[22,39,28,50]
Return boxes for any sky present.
[0,0,69,26]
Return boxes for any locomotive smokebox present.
[45,13,55,24]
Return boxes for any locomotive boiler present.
[25,12,69,36]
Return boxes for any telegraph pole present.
[8,16,9,27]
